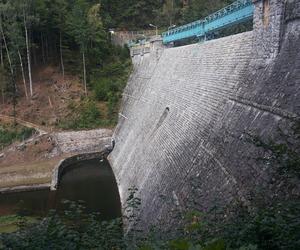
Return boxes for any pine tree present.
[67,0,92,96]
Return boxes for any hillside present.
[1,66,92,129]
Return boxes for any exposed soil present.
[0,66,114,191]
[0,132,61,189]
[0,66,87,129]
[0,135,56,167]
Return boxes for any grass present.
[0,216,20,233]
[0,123,35,149]
[0,215,38,233]
[0,159,61,189]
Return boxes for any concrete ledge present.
[50,151,109,191]
[0,151,111,194]
[0,183,50,194]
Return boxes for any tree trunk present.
[82,50,87,96]
[0,20,13,75]
[60,32,65,78]
[0,38,3,67]
[24,11,33,97]
[18,49,28,100]
[41,33,46,64]
[12,73,17,126]
[45,35,49,61]
[1,87,4,105]
[0,36,4,104]
[33,43,37,66]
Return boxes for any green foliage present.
[223,200,300,250]
[180,0,234,24]
[58,98,103,130]
[245,122,300,179]
[0,191,299,250]
[57,55,131,130]
[0,0,243,126]
[0,215,37,234]
[0,66,7,96]
[101,0,162,29]
[0,201,123,250]
[0,123,35,148]
[66,0,91,52]
[93,78,112,101]
[100,0,236,29]
[91,58,132,123]
[107,91,120,122]
[92,61,130,101]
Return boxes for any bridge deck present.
[162,0,254,44]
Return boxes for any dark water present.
[0,159,121,220]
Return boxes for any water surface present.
[0,158,121,220]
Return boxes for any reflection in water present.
[0,159,121,220]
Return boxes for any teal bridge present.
[162,0,254,44]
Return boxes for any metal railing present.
[162,0,253,44]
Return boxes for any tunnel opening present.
[0,158,121,221]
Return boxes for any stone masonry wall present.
[53,129,113,155]
[252,0,285,64]
[109,0,300,230]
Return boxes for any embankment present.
[0,129,112,193]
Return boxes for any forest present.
[0,0,133,129]
[0,0,238,130]
[101,0,236,29]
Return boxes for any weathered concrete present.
[52,129,112,155]
[0,129,113,193]
[253,0,285,63]
[50,151,109,191]
[109,0,300,230]
[0,184,51,194]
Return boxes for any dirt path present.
[0,114,49,134]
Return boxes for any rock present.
[16,144,26,151]
[0,153,4,158]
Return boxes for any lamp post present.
[149,24,158,36]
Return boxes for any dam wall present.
[109,0,300,230]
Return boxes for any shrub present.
[90,58,132,125]
[0,193,299,250]
[223,200,300,250]
[0,124,35,148]
[58,99,102,130]
[94,78,111,101]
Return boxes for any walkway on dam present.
[162,0,253,44]
[0,114,49,135]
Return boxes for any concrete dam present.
[109,0,300,229]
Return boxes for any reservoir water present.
[0,158,121,220]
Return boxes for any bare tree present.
[18,49,28,99]
[23,6,33,97]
